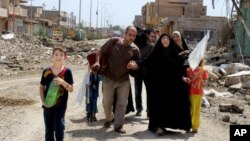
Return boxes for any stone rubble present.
[0,33,99,76]
[1,33,250,124]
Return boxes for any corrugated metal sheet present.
[235,8,250,56]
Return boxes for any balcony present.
[20,0,28,3]
[59,11,67,18]
[20,7,27,17]
[8,6,19,16]
[8,6,27,17]
[0,7,8,18]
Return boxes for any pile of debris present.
[201,45,250,125]
[0,33,99,76]
[205,45,250,95]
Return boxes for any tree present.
[111,25,122,31]
[77,21,84,30]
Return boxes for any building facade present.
[140,0,227,44]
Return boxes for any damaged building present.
[140,0,229,45]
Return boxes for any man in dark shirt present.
[92,26,139,134]
[133,28,156,117]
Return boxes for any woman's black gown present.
[140,34,191,132]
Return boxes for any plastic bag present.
[188,31,210,70]
[75,70,90,105]
[45,81,60,107]
[202,96,210,108]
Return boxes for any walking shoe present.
[185,128,191,133]
[135,111,142,117]
[114,126,126,134]
[103,121,112,128]
[191,129,198,133]
[147,112,150,119]
[155,128,164,136]
[86,112,91,122]
[92,116,97,122]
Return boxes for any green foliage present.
[111,25,122,31]
[77,22,84,29]
[35,26,47,37]
[86,32,103,40]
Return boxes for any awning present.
[37,18,53,26]
[24,19,39,24]
[0,8,8,18]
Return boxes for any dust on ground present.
[0,34,249,141]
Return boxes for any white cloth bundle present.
[75,69,90,105]
[188,31,210,70]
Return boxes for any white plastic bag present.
[75,69,90,105]
[202,96,210,108]
[188,31,210,70]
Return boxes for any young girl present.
[186,59,208,133]
[40,47,74,141]
[85,69,100,122]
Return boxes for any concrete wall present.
[174,16,228,44]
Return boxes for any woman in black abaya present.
[137,33,191,135]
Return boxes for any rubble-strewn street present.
[0,34,100,77]
[0,34,250,141]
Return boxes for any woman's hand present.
[182,76,191,84]
[127,61,138,70]
[178,50,189,56]
[91,62,100,72]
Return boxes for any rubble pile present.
[205,45,250,94]
[0,33,99,76]
[201,45,250,125]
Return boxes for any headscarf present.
[153,33,178,53]
[172,31,189,51]
[134,27,155,49]
[134,27,147,49]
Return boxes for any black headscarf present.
[134,27,155,49]
[152,33,179,55]
[138,33,181,69]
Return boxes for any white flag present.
[188,31,210,70]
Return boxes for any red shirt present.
[187,67,208,95]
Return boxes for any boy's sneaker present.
[114,126,126,134]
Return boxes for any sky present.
[28,0,232,28]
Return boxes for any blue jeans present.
[43,107,65,141]
[134,77,148,112]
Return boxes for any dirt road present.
[0,64,229,141]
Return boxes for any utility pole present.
[30,0,33,34]
[96,0,99,29]
[79,0,81,25]
[58,0,61,26]
[101,2,103,36]
[43,3,46,35]
[90,0,93,29]
[12,0,15,32]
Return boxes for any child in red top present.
[186,59,208,133]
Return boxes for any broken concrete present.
[219,104,244,114]
[0,33,100,76]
